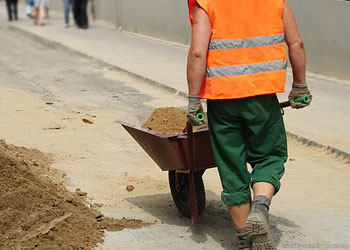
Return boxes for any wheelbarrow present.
[119,101,292,224]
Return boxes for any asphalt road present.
[1,25,350,250]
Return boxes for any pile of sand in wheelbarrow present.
[0,140,151,250]
[142,107,208,135]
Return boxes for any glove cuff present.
[292,83,308,88]
[188,94,200,100]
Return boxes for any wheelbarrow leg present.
[187,172,200,224]
[185,122,201,224]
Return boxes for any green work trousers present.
[207,94,287,206]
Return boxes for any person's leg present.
[5,0,13,21]
[90,0,95,21]
[244,94,287,199]
[33,0,39,24]
[72,0,77,25]
[242,94,288,249]
[252,182,274,200]
[64,0,69,25]
[207,99,252,249]
[26,0,31,18]
[44,6,48,18]
[38,1,45,25]
[30,0,34,17]
[80,0,88,28]
[34,7,39,24]
[13,0,18,20]
[74,0,81,27]
[227,201,251,229]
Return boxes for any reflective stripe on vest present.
[207,59,287,78]
[209,33,285,50]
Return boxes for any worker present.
[186,0,312,249]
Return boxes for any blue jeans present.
[64,0,71,24]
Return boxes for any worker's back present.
[189,0,288,99]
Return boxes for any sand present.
[0,140,150,250]
[142,107,208,135]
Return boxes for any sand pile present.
[142,107,208,135]
[0,140,150,250]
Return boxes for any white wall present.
[50,0,350,80]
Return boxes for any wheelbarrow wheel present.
[168,170,206,219]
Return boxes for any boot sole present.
[247,215,276,250]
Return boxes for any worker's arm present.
[187,3,211,95]
[283,1,312,109]
[186,3,211,125]
[283,2,306,84]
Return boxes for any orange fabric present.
[201,69,287,99]
[188,0,287,100]
[188,0,209,26]
[188,0,195,25]
[209,0,284,39]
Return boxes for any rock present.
[126,185,135,192]
[43,122,62,130]
[75,188,87,196]
[82,118,93,124]
[65,196,73,203]
[92,203,103,208]
[94,211,103,221]
[71,198,79,206]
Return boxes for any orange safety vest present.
[188,0,287,99]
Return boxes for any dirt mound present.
[0,140,151,250]
[142,107,207,135]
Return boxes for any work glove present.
[288,83,312,109]
[187,95,204,126]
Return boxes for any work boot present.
[236,227,252,250]
[246,196,276,250]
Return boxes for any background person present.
[33,0,47,25]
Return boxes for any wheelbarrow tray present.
[119,122,216,171]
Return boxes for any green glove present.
[187,95,204,126]
[288,83,312,109]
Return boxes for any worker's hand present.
[288,83,312,109]
[187,95,204,126]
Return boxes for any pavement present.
[1,22,350,250]
[1,5,349,156]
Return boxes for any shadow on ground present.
[126,190,299,249]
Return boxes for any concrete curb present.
[8,25,350,162]
[287,132,350,163]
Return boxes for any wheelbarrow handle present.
[280,101,291,109]
[185,101,290,132]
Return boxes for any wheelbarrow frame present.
[119,101,291,224]
[176,123,215,224]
